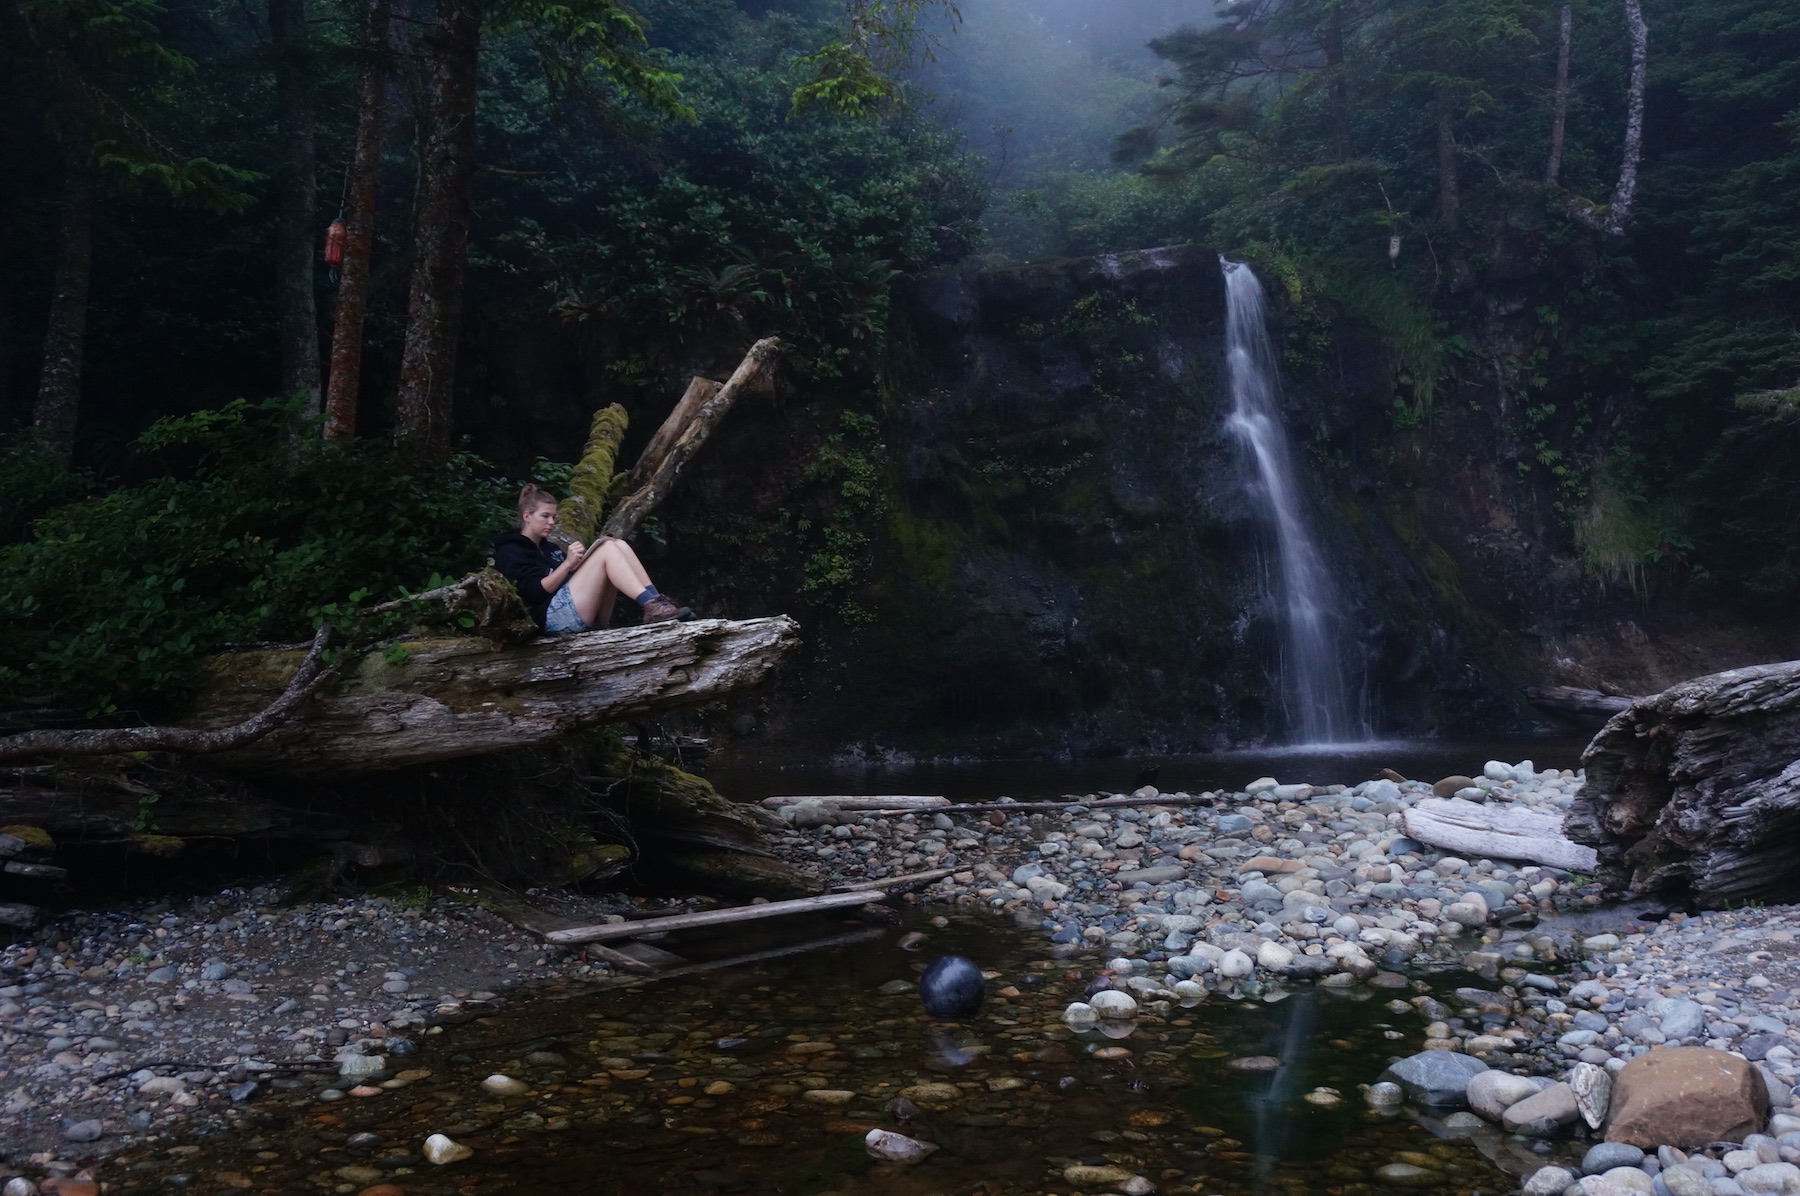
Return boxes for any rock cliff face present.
[648,245,1519,756]
[513,243,1798,759]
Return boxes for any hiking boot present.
[642,595,694,623]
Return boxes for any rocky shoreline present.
[4,758,1799,1195]
[766,762,1800,1195]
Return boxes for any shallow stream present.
[101,907,1577,1196]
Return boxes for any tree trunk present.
[1435,92,1459,230]
[601,338,781,541]
[1545,4,1571,186]
[32,163,95,463]
[179,615,800,779]
[393,0,481,459]
[1567,660,1800,907]
[323,0,397,443]
[1322,1,1352,163]
[1605,0,1647,234]
[270,0,321,432]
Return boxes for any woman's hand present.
[564,541,588,568]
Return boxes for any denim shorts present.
[543,583,590,633]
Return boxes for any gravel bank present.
[0,885,651,1171]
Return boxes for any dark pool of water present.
[104,907,1578,1196]
[705,739,1592,805]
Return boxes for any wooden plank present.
[760,796,947,810]
[1402,797,1597,871]
[543,889,876,945]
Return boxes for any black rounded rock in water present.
[919,955,984,1020]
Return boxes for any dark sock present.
[634,585,661,606]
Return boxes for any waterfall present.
[1221,258,1363,743]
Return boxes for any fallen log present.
[600,338,780,541]
[1568,659,1800,906]
[759,795,948,810]
[1402,797,1597,871]
[1524,685,1637,729]
[831,867,954,891]
[860,794,1220,817]
[182,616,800,780]
[544,888,877,945]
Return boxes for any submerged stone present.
[919,956,984,1019]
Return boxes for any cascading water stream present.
[1221,257,1363,744]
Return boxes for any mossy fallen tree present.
[185,615,800,780]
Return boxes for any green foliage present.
[0,433,95,546]
[14,0,260,208]
[796,409,889,623]
[0,401,511,716]
[790,0,961,117]
[481,5,983,366]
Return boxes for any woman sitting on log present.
[494,484,693,632]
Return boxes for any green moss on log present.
[558,404,630,544]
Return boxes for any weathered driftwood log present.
[1567,660,1800,906]
[185,616,800,780]
[1403,797,1597,871]
[1524,685,1637,729]
[626,376,722,493]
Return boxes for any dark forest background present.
[3,0,1799,751]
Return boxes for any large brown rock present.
[1604,1047,1769,1149]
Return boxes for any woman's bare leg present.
[567,539,653,626]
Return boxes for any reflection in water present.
[1248,991,1316,1190]
[102,911,1542,1196]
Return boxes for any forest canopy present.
[3,0,1800,727]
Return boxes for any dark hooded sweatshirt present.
[491,529,564,629]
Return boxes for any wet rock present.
[1571,1060,1614,1129]
[1606,1047,1771,1149]
[919,956,984,1020]
[423,1133,473,1164]
[137,1076,186,1096]
[1380,1051,1489,1108]
[1089,991,1137,1020]
[1256,941,1294,971]
[899,1083,961,1103]
[1063,1001,1099,1029]
[1524,1166,1578,1196]
[1375,1162,1441,1186]
[1738,1162,1800,1194]
[1117,866,1185,886]
[1660,1166,1715,1196]
[1503,1081,1580,1137]
[864,1129,938,1163]
[1468,1070,1549,1122]
[1226,1056,1283,1073]
[1583,1143,1647,1174]
[1218,950,1253,979]
[61,1119,102,1143]
[1364,1081,1404,1108]
[481,1074,529,1096]
[1064,1165,1138,1186]
[802,1090,856,1106]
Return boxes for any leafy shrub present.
[0,400,512,718]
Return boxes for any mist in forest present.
[914,0,1219,257]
